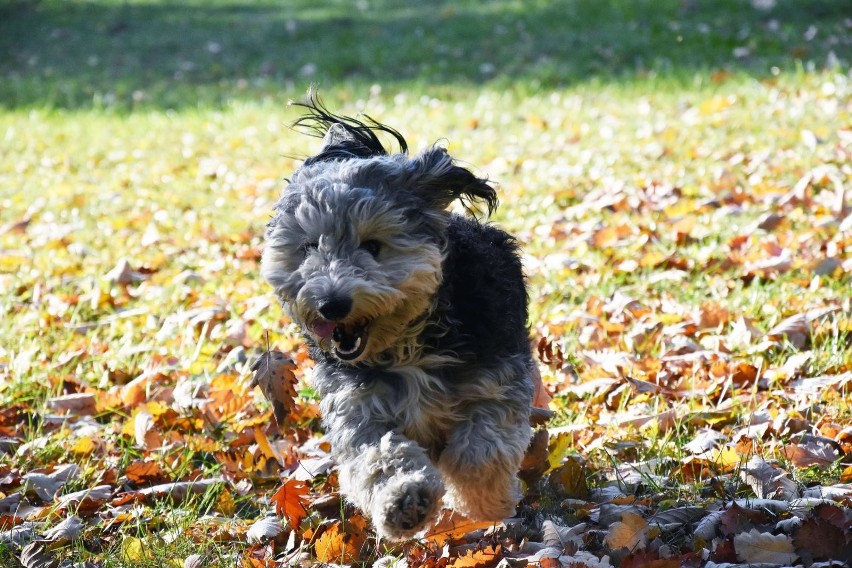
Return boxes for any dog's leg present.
[334,428,445,541]
[437,363,533,521]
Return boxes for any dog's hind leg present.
[336,430,445,541]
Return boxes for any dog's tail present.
[291,88,408,165]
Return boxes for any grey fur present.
[262,103,533,541]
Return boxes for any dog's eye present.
[300,242,318,257]
[360,239,381,258]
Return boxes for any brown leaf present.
[620,550,681,568]
[767,313,810,349]
[782,438,841,468]
[604,511,648,551]
[424,510,495,546]
[448,544,503,568]
[548,456,589,499]
[793,516,847,563]
[125,460,171,486]
[740,456,799,500]
[718,503,770,537]
[250,350,298,431]
[45,393,97,416]
[270,479,310,530]
[20,541,57,568]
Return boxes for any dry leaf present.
[423,510,495,546]
[42,515,83,547]
[250,350,298,431]
[314,518,368,565]
[604,511,648,551]
[448,544,503,568]
[125,460,171,486]
[270,479,310,529]
[733,529,797,564]
[739,456,799,500]
[20,541,57,568]
[246,516,285,544]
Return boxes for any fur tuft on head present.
[291,88,408,165]
[290,88,497,217]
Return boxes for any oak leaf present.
[250,350,298,432]
[733,529,797,564]
[448,544,503,568]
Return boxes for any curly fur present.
[261,91,534,541]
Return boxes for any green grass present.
[1,0,851,565]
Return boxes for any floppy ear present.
[408,147,498,216]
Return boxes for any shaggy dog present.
[261,93,533,541]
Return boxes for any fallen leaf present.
[733,528,797,564]
[270,479,309,529]
[250,349,298,431]
[448,544,503,568]
[314,519,369,565]
[246,516,286,544]
[42,515,83,547]
[424,510,495,546]
[605,511,648,551]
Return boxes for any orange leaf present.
[314,520,368,564]
[449,545,503,568]
[423,510,496,546]
[270,479,309,529]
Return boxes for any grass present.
[1,0,851,565]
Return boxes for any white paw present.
[374,472,444,540]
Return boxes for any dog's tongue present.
[311,320,337,340]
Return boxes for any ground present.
[0,0,850,566]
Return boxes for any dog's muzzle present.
[311,319,370,361]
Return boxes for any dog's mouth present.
[311,319,369,361]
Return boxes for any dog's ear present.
[408,147,498,217]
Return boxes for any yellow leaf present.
[216,489,235,516]
[120,536,149,562]
[71,436,97,456]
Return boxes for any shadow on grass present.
[0,0,847,111]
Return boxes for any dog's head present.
[261,93,497,364]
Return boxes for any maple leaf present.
[270,478,310,530]
[448,544,503,568]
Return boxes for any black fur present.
[291,89,408,164]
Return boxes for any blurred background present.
[1,0,848,111]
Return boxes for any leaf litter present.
[0,65,850,568]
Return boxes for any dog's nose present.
[317,296,353,321]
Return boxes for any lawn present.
[0,0,850,566]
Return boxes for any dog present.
[261,92,534,541]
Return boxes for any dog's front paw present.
[373,471,444,541]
